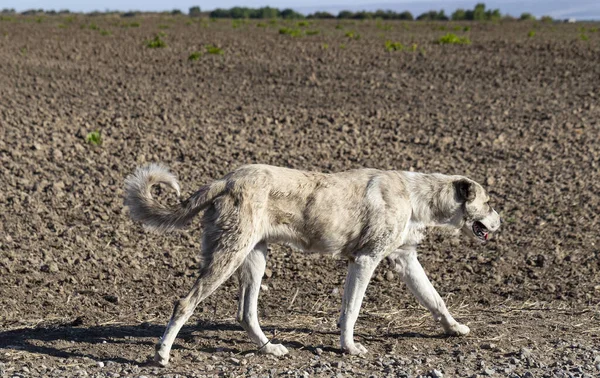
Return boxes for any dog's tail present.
[124,163,226,233]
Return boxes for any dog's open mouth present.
[472,221,489,241]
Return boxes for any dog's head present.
[453,179,501,243]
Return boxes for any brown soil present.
[1,15,599,378]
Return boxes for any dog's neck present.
[402,172,463,229]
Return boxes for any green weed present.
[100,29,111,36]
[580,33,589,41]
[146,35,166,48]
[385,40,404,52]
[528,30,535,38]
[89,23,99,30]
[345,31,360,40]
[297,21,309,27]
[188,51,202,60]
[321,43,329,50]
[256,22,267,27]
[205,44,223,55]
[279,27,302,37]
[158,24,169,29]
[85,131,102,146]
[436,33,471,45]
[305,30,320,36]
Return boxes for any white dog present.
[124,163,500,366]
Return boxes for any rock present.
[229,357,240,365]
[385,271,394,281]
[430,369,444,378]
[483,368,495,375]
[481,343,496,350]
[97,361,105,368]
[315,348,323,356]
[264,268,273,278]
[520,348,533,359]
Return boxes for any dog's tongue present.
[484,232,489,240]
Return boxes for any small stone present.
[22,367,30,373]
[264,268,273,278]
[385,271,394,281]
[97,361,105,368]
[336,361,343,369]
[520,348,533,359]
[486,177,495,186]
[483,368,495,375]
[229,357,240,365]
[481,343,496,350]
[315,348,323,356]
[430,369,444,378]
[41,262,59,273]
[509,357,520,364]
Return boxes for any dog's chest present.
[403,221,425,246]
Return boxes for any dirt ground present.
[1,15,599,378]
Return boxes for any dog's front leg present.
[392,247,470,336]
[339,254,381,355]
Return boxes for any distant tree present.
[485,8,501,20]
[209,8,229,18]
[252,7,278,19]
[540,15,553,22]
[520,12,536,20]
[280,8,304,19]
[337,10,354,19]
[171,9,182,15]
[417,10,448,21]
[398,11,414,20]
[189,6,201,17]
[1,8,16,13]
[308,11,335,19]
[452,9,466,20]
[472,3,486,20]
[352,11,372,20]
[229,7,250,18]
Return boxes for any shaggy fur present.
[124,163,501,366]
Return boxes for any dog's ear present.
[454,179,475,203]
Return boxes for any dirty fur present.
[124,163,501,366]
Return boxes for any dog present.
[124,163,500,366]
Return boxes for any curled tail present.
[124,163,226,233]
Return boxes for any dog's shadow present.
[0,319,444,365]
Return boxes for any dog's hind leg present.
[392,247,470,336]
[154,222,259,366]
[236,241,288,356]
[339,254,382,355]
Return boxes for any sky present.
[5,0,600,20]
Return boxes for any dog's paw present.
[342,342,368,356]
[260,343,289,356]
[153,352,170,367]
[445,323,470,337]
